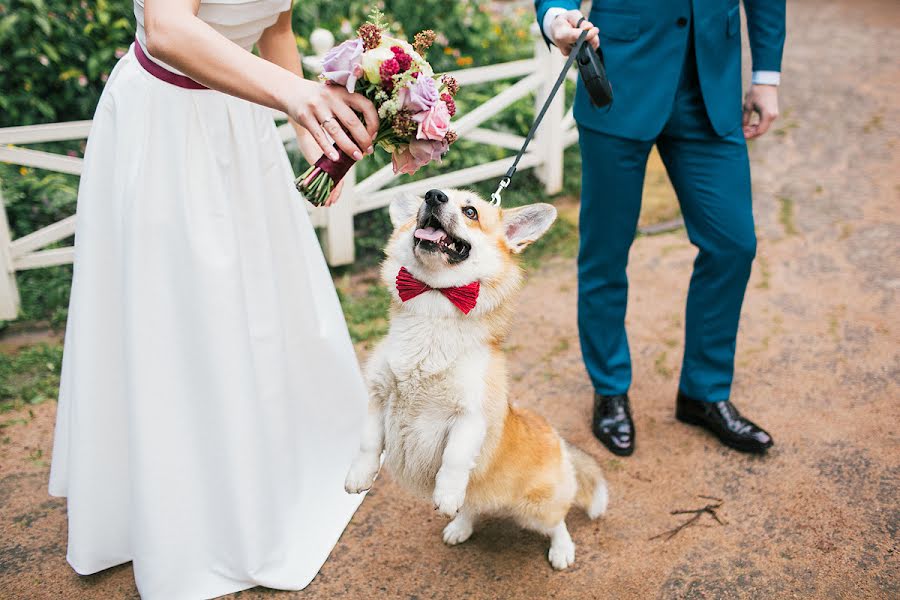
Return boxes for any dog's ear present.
[389,193,423,227]
[502,203,558,254]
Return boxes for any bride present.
[48,0,376,598]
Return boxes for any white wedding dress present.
[48,1,368,598]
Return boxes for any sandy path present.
[1,0,898,597]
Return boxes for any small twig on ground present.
[649,495,727,541]
[698,495,723,502]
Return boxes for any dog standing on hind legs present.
[344,188,609,569]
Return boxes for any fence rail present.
[0,25,578,320]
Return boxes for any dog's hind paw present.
[548,538,576,570]
[344,454,380,494]
[587,481,609,520]
[442,513,474,545]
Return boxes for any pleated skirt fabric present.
[48,46,367,599]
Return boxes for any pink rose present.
[417,101,451,142]
[392,146,420,175]
[409,138,449,166]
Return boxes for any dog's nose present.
[425,189,449,207]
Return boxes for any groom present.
[535,0,785,455]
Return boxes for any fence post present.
[532,23,565,195]
[324,167,356,266]
[302,28,355,266]
[0,188,21,320]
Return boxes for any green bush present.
[0,0,532,127]
[292,0,532,71]
[0,162,80,329]
[0,0,134,127]
[0,342,63,412]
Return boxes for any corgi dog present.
[344,189,608,569]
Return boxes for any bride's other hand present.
[324,180,345,207]
[284,80,378,162]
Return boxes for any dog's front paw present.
[442,513,474,545]
[344,454,380,494]
[433,484,466,517]
[548,538,576,570]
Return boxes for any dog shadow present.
[459,510,596,564]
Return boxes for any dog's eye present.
[463,206,478,221]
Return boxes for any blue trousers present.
[577,44,756,403]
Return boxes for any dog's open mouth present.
[413,215,471,262]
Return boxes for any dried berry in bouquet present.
[297,9,461,207]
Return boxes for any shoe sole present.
[591,427,635,456]
[675,411,772,454]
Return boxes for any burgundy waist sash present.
[134,39,208,90]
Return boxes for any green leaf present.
[40,42,60,62]
[0,14,21,39]
[33,15,51,36]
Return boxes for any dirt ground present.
[2,0,898,598]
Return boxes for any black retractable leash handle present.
[490,21,613,205]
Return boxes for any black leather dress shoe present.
[675,391,774,454]
[592,393,635,456]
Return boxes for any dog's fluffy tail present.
[567,443,608,519]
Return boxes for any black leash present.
[490,26,590,206]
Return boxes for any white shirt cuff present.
[542,8,571,45]
[752,71,781,86]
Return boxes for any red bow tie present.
[395,267,480,315]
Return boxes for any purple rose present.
[409,138,449,167]
[400,76,439,115]
[321,38,364,92]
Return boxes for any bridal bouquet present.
[297,10,461,206]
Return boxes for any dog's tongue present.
[414,227,447,242]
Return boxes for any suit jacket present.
[535,0,786,140]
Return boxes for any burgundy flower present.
[379,58,400,90]
[441,93,456,117]
[390,46,413,72]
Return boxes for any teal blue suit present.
[535,1,786,402]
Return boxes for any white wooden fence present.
[0,25,579,321]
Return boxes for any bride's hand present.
[324,180,345,207]
[284,79,379,163]
[293,122,351,207]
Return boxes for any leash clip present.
[491,177,510,206]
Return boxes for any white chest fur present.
[380,311,490,496]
